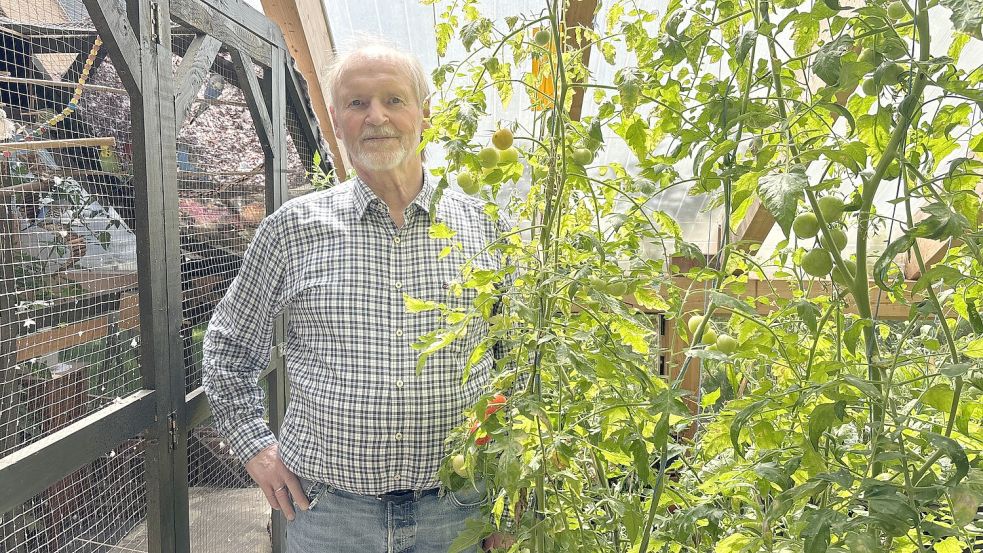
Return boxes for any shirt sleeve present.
[202,212,290,465]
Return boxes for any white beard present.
[353,139,409,171]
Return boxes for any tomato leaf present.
[873,234,915,291]
[923,431,969,486]
[939,0,983,39]
[813,35,853,86]
[730,399,769,458]
[711,291,755,316]
[735,30,756,63]
[950,485,983,526]
[758,171,807,236]
[808,401,846,449]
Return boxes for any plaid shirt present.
[202,175,510,495]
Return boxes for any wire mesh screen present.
[0,0,146,551]
[172,42,276,552]
[0,436,146,552]
[175,48,260,394]
[285,104,318,199]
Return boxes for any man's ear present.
[421,100,431,131]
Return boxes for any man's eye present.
[349,99,362,107]
[390,97,403,104]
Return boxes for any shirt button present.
[395,329,403,337]
[395,379,404,388]
[395,432,403,441]
[394,237,401,245]
[392,474,401,481]
[394,281,403,290]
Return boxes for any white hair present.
[325,34,431,110]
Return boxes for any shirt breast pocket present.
[422,259,491,358]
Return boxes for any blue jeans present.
[286,478,486,553]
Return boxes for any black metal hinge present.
[149,2,161,44]
[167,412,177,450]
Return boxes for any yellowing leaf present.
[933,537,967,553]
[611,320,651,354]
[429,222,457,239]
[714,532,752,553]
[633,286,670,311]
[404,294,437,313]
[965,337,983,358]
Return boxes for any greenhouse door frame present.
[0,0,326,551]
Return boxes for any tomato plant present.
[418,0,983,551]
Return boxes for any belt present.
[374,487,440,504]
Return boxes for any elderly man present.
[202,40,512,551]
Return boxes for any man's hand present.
[245,443,309,520]
[481,532,515,551]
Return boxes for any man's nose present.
[365,100,388,125]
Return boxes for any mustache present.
[361,128,399,139]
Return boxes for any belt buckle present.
[377,489,416,504]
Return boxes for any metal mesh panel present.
[0,0,143,455]
[0,436,146,552]
[173,43,274,552]
[0,1,147,552]
[285,104,317,198]
[188,423,271,553]
[176,50,262,393]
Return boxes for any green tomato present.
[606,281,628,297]
[701,328,718,345]
[534,29,552,47]
[886,1,907,20]
[499,147,519,164]
[572,147,593,165]
[877,62,904,86]
[792,212,820,239]
[818,196,845,222]
[858,48,882,67]
[688,315,705,336]
[820,227,848,251]
[492,128,514,150]
[716,333,739,355]
[880,36,909,60]
[477,147,500,168]
[862,78,880,96]
[831,259,857,287]
[801,248,834,277]
[457,172,480,195]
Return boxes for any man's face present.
[330,57,428,173]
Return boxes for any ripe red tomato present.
[484,393,507,418]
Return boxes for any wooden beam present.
[670,274,915,320]
[733,199,775,247]
[905,237,951,279]
[0,137,115,151]
[174,34,223,125]
[170,0,274,67]
[902,183,983,279]
[284,58,332,174]
[229,48,275,157]
[260,0,348,180]
[0,389,156,516]
[79,0,141,94]
[563,0,598,121]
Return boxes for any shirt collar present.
[351,172,434,222]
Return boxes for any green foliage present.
[420,0,983,550]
